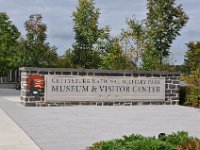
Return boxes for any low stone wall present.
[20,67,180,106]
[0,83,17,89]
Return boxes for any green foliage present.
[56,49,74,68]
[72,0,109,69]
[17,14,58,67]
[183,66,200,89]
[89,131,199,150]
[43,44,58,67]
[181,42,200,107]
[182,66,200,107]
[0,12,20,75]
[120,18,145,68]
[185,87,200,108]
[141,48,161,71]
[145,0,188,62]
[160,131,191,146]
[183,41,200,74]
[100,38,135,70]
[122,0,188,71]
[89,141,105,150]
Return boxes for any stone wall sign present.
[45,75,165,102]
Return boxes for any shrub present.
[159,131,192,146]
[89,141,105,150]
[88,131,200,150]
[177,139,200,150]
[181,66,200,107]
[185,87,200,108]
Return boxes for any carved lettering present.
[46,76,165,102]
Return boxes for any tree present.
[144,0,188,69]
[72,0,109,69]
[56,49,74,68]
[121,18,145,69]
[182,66,200,107]
[183,41,200,74]
[100,38,135,70]
[43,44,58,67]
[181,41,200,107]
[18,14,58,67]
[0,12,20,75]
[122,0,188,71]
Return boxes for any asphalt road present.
[0,89,200,150]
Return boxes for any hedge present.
[89,131,200,150]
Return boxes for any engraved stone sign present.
[45,75,165,102]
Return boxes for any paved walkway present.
[0,89,41,150]
[0,108,41,150]
[0,89,200,150]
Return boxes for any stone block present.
[169,76,178,80]
[21,71,30,76]
[169,85,176,89]
[174,74,180,77]
[172,90,179,93]
[30,71,38,74]
[167,74,173,77]
[161,74,168,77]
[172,101,179,105]
[88,72,93,76]
[139,73,146,76]
[125,73,132,76]
[166,80,172,83]
[133,73,139,77]
[170,93,177,96]
[171,97,179,100]
[145,74,152,77]
[152,74,160,77]
[79,72,87,76]
[165,90,171,94]
[39,71,48,75]
[63,72,71,75]
[55,72,62,75]
[73,72,78,75]
[173,80,179,84]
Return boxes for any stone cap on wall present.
[19,67,180,76]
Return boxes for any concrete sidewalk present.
[0,89,200,150]
[0,106,41,150]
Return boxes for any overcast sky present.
[1,0,200,64]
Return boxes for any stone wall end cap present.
[19,67,180,75]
